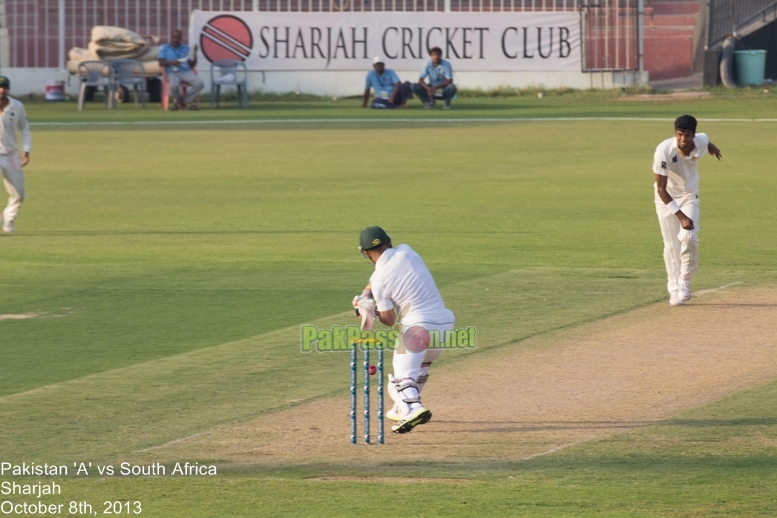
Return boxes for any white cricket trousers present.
[655,192,700,296]
[392,321,454,382]
[0,153,24,222]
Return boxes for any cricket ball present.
[368,365,377,376]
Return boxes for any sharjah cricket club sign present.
[190,10,581,72]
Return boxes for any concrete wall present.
[1,67,648,99]
[642,1,701,80]
[0,68,74,96]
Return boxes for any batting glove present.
[355,296,377,330]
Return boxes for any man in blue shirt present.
[158,29,204,110]
[361,57,412,109]
[411,47,457,109]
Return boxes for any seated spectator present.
[158,29,204,111]
[411,47,457,109]
[362,57,412,109]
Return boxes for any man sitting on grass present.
[411,47,457,109]
[362,57,412,109]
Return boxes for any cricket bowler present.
[653,115,722,306]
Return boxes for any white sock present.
[386,374,406,417]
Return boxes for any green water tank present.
[734,49,767,86]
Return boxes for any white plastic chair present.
[77,61,115,111]
[111,59,146,108]
[209,60,248,108]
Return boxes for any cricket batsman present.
[653,115,722,306]
[353,226,455,434]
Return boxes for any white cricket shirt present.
[369,244,454,328]
[0,97,31,156]
[652,133,709,198]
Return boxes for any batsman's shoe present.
[391,406,431,434]
[2,213,13,233]
[678,278,692,301]
[385,404,404,422]
[669,292,684,306]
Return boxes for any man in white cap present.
[361,57,412,109]
[354,226,455,434]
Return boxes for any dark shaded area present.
[738,20,777,80]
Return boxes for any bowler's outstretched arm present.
[708,142,722,160]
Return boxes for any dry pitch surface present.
[143,284,777,469]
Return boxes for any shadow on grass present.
[694,303,777,308]
[429,419,654,433]
[221,452,777,479]
[8,230,536,237]
[218,414,777,478]
[406,417,777,434]
[662,417,777,427]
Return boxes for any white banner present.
[190,11,580,72]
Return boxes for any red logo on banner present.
[200,15,253,62]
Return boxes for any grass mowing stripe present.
[24,94,777,123]
[29,116,777,127]
[2,266,666,398]
[446,274,743,361]
[1,267,680,461]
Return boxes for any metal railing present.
[709,0,777,48]
[3,0,256,69]
[4,0,635,72]
[581,0,639,71]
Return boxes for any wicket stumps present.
[350,341,384,444]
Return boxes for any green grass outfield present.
[25,86,777,122]
[1,94,776,516]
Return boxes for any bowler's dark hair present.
[674,114,697,132]
[429,47,443,56]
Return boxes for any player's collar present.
[673,138,696,159]
[374,248,393,268]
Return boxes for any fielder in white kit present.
[354,226,455,434]
[653,115,721,306]
[0,76,31,234]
